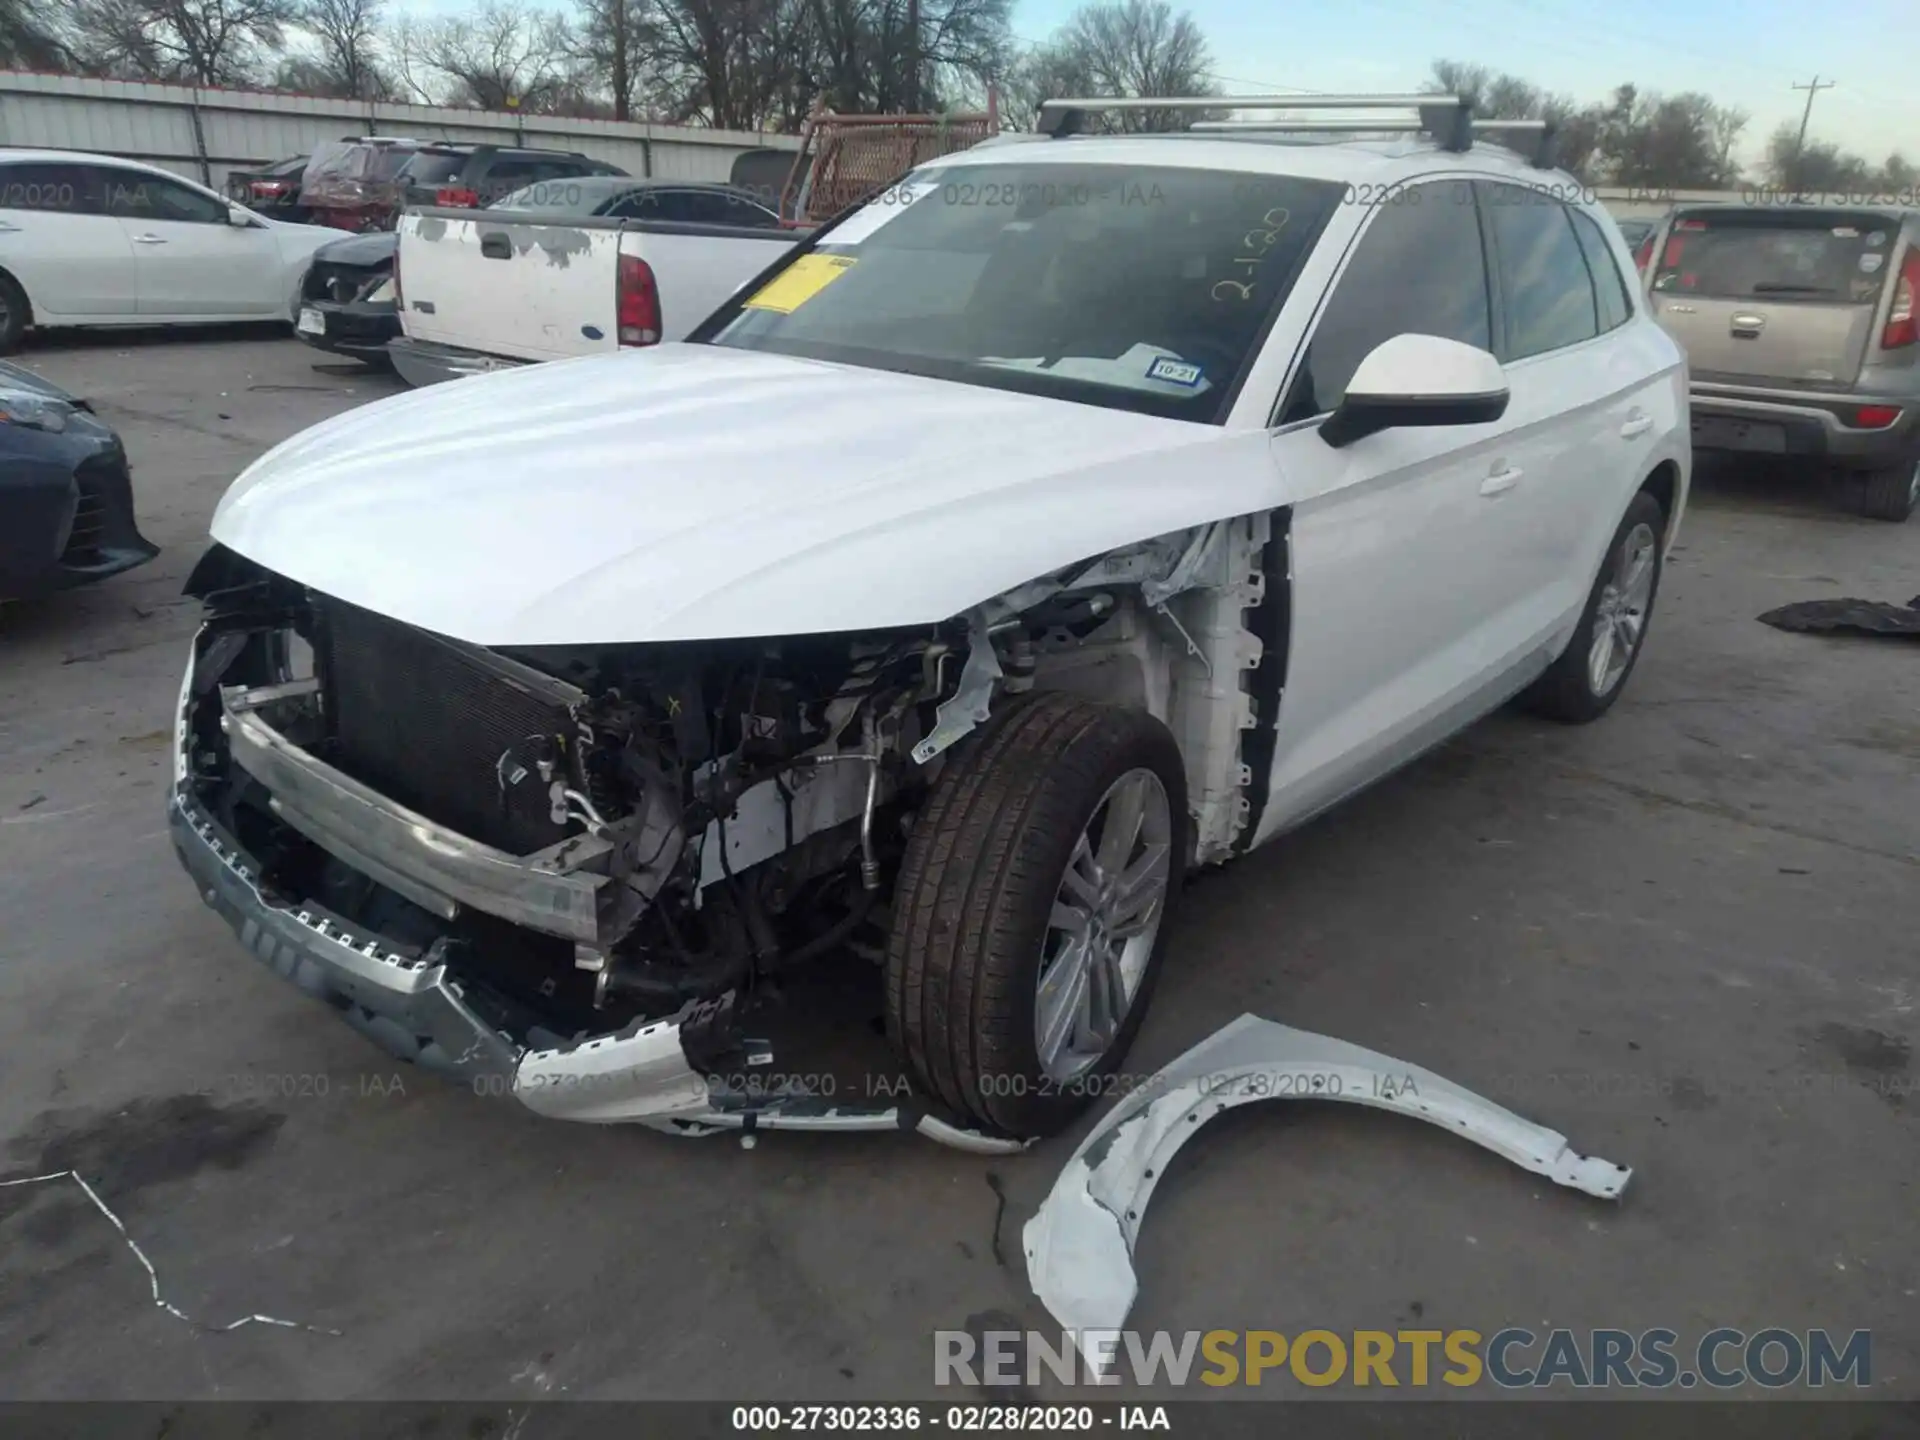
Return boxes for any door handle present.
[132,234,167,245]
[1479,466,1522,496]
[480,233,511,260]
[1620,413,1653,439]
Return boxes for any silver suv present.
[1645,204,1919,521]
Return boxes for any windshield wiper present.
[1751,283,1836,294]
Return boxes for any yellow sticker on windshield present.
[744,254,857,314]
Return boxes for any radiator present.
[313,597,581,856]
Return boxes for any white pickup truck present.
[388,177,803,386]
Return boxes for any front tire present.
[1836,459,1919,523]
[0,272,29,353]
[885,693,1188,1138]
[1522,489,1666,724]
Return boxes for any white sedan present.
[170,94,1691,1145]
[0,148,339,351]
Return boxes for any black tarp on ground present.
[1759,594,1920,639]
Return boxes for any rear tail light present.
[436,187,480,207]
[1850,404,1902,428]
[616,255,661,346]
[391,244,402,307]
[1882,248,1919,350]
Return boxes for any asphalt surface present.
[0,329,1916,1405]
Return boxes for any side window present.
[1570,209,1633,332]
[610,189,699,223]
[479,159,538,192]
[678,192,745,226]
[1485,186,1599,359]
[1282,179,1492,421]
[0,162,104,215]
[724,193,783,228]
[104,171,227,224]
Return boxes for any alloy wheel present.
[1588,521,1657,697]
[1034,767,1173,1082]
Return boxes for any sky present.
[389,0,1919,171]
[1011,0,1918,170]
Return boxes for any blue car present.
[0,361,156,601]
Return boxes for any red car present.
[226,154,312,223]
[298,138,431,232]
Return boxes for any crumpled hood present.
[212,343,1275,645]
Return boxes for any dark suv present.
[393,144,627,212]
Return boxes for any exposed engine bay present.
[173,513,1273,1138]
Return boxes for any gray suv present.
[1645,204,1920,521]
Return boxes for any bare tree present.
[294,0,385,98]
[1761,123,1913,193]
[1600,86,1745,188]
[0,0,78,69]
[70,0,296,85]
[998,40,1092,131]
[1022,0,1213,133]
[1426,60,1601,176]
[574,0,634,119]
[389,1,576,111]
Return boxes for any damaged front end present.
[169,520,1264,1146]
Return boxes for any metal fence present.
[0,71,800,191]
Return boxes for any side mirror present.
[227,203,257,228]
[1320,333,1509,449]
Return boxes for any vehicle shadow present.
[17,322,295,355]
[1687,453,1859,523]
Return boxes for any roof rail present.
[1036,92,1563,168]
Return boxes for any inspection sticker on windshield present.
[1147,357,1204,387]
[744,254,857,314]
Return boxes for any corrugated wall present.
[0,72,800,189]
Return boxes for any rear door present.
[1647,209,1895,386]
[0,161,135,318]
[1478,182,1628,639]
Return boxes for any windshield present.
[1652,212,1893,303]
[696,161,1344,423]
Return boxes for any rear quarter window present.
[1570,210,1633,331]
[1653,213,1892,304]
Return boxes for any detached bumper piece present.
[1022,1014,1632,1375]
[172,670,1023,1153]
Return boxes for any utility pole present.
[1790,76,1835,192]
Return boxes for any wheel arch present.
[1641,457,1681,528]
[0,262,36,325]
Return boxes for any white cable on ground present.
[0,1169,342,1336]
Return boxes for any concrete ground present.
[0,331,1915,1404]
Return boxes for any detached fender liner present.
[1022,1014,1632,1374]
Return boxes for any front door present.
[1255,178,1540,839]
[102,168,282,317]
